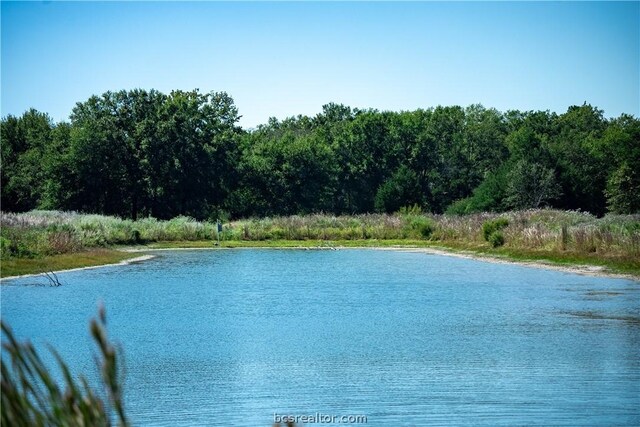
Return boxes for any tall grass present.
[2,209,639,260]
[1,306,128,426]
[224,210,640,258]
[1,211,217,258]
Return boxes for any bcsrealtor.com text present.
[274,412,367,424]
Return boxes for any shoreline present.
[125,245,639,281]
[2,246,638,282]
[0,254,155,281]
[379,246,640,281]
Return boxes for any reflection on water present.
[2,249,639,426]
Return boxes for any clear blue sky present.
[2,1,638,128]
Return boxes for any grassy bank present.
[2,210,639,277]
[0,249,140,278]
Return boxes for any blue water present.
[2,249,639,426]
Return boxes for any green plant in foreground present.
[1,306,128,426]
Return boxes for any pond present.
[2,249,639,426]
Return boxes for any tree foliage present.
[1,92,638,218]
[505,160,561,209]
[375,166,422,213]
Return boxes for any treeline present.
[2,89,639,219]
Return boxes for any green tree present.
[505,160,561,209]
[64,89,241,219]
[374,166,422,213]
[67,94,132,216]
[446,164,509,214]
[550,104,607,214]
[427,106,468,212]
[0,110,53,211]
[602,114,640,213]
[232,119,336,216]
[40,122,75,210]
[2,97,635,218]
[152,90,241,219]
[333,111,399,213]
[462,105,509,186]
[606,163,640,214]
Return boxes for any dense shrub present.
[0,236,12,258]
[482,218,509,241]
[413,217,434,239]
[488,231,505,247]
[481,217,509,248]
[446,166,509,214]
[445,197,474,215]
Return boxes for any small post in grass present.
[217,219,222,246]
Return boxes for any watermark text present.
[274,412,367,424]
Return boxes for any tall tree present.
[375,165,422,213]
[550,104,607,214]
[0,110,53,211]
[602,114,640,214]
[65,89,241,219]
[505,160,561,209]
[2,97,637,217]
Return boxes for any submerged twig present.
[42,271,63,287]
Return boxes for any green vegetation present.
[482,218,509,241]
[0,250,139,278]
[482,218,509,247]
[1,92,637,426]
[2,93,638,276]
[488,231,505,248]
[1,307,128,426]
[1,210,638,277]
[2,93,639,220]
[1,211,217,257]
